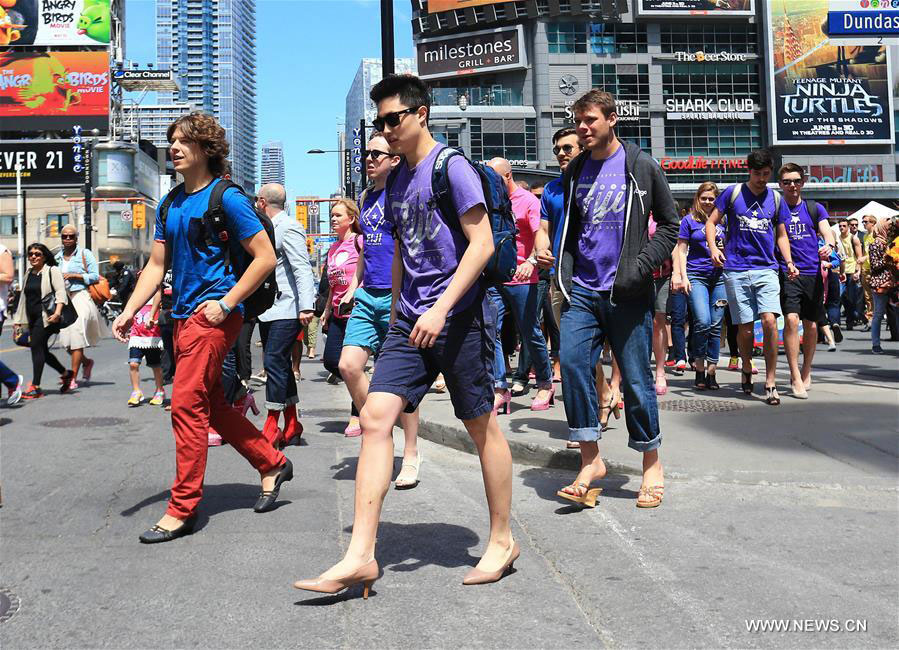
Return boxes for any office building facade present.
[122,103,196,149]
[156,0,258,192]
[261,141,286,186]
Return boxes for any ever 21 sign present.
[766,1,894,145]
[0,140,82,188]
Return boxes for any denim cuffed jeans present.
[487,283,552,391]
[560,284,661,451]
[687,270,727,364]
[260,318,301,411]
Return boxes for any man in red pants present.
[113,112,292,543]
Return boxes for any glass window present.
[107,211,132,237]
[0,215,16,236]
[45,213,68,238]
[590,23,648,55]
[547,22,586,54]
[660,23,758,54]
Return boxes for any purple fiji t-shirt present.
[572,145,627,292]
[678,215,724,275]
[387,143,486,319]
[778,199,829,276]
[360,189,394,289]
[714,184,781,271]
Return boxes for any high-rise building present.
[156,0,258,192]
[122,103,196,149]
[261,141,286,186]
[344,58,416,191]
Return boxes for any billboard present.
[0,140,82,188]
[1,0,111,46]
[0,51,109,131]
[639,0,754,16]
[427,0,505,13]
[417,25,526,81]
[826,1,899,38]
[767,0,894,145]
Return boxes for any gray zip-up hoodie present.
[556,140,680,303]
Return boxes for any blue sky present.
[125,0,415,201]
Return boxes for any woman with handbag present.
[867,217,896,355]
[12,243,76,399]
[55,224,107,388]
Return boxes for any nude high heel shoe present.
[462,542,520,585]
[293,559,380,599]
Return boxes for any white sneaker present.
[7,374,24,406]
[250,370,267,384]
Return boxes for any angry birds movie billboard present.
[0,51,110,131]
[0,0,110,47]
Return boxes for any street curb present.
[418,418,645,477]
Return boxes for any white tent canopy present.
[846,201,899,222]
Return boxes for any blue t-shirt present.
[360,188,395,290]
[714,184,781,272]
[572,146,627,292]
[778,199,829,276]
[540,176,565,265]
[678,215,723,275]
[154,179,262,319]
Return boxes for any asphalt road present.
[0,332,897,649]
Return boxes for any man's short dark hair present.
[530,179,546,190]
[778,162,805,180]
[552,127,577,144]
[370,74,431,120]
[838,218,849,225]
[747,148,774,171]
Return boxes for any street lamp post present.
[82,128,100,250]
[381,0,394,77]
[307,148,356,199]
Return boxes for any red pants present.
[167,311,284,519]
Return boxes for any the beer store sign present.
[417,25,526,80]
[666,97,755,120]
[673,51,749,63]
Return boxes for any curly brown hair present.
[166,112,229,177]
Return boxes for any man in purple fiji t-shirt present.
[777,163,838,399]
[338,133,423,489]
[536,90,679,510]
[294,74,516,597]
[706,148,798,406]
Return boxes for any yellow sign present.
[296,203,308,230]
[132,203,146,230]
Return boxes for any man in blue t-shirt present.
[338,133,422,488]
[536,90,679,509]
[777,163,838,398]
[112,112,290,543]
[706,148,797,406]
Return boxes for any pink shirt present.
[506,186,541,285]
[326,235,361,318]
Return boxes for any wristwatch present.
[218,299,232,315]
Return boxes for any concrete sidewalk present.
[416,328,899,487]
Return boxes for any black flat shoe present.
[832,324,843,343]
[139,515,197,544]
[706,373,720,390]
[254,458,293,513]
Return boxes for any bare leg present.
[642,449,664,488]
[737,323,755,375]
[461,411,514,572]
[319,392,405,579]
[783,313,804,393]
[128,362,140,392]
[338,345,371,411]
[70,348,84,378]
[291,341,301,376]
[652,313,667,391]
[563,440,607,491]
[800,320,817,389]
[399,410,419,463]
[610,355,621,397]
[152,366,164,393]
[760,313,778,388]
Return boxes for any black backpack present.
[158,179,278,320]
[387,147,519,285]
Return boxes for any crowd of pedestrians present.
[3,73,897,598]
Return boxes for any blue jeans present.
[669,289,689,363]
[0,359,19,389]
[260,318,301,411]
[871,292,890,347]
[687,271,727,364]
[824,271,842,326]
[487,284,552,390]
[560,284,661,451]
[323,316,359,417]
[513,277,555,382]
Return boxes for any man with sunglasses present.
[776,163,837,398]
[337,133,423,489]
[295,74,516,595]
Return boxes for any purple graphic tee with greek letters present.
[572,146,627,292]
[360,189,395,289]
[386,144,486,319]
[777,199,830,276]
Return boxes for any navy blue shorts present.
[369,297,495,421]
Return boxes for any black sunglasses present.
[553,143,576,156]
[27,251,43,258]
[61,234,77,239]
[780,178,803,186]
[366,149,392,161]
[372,107,418,132]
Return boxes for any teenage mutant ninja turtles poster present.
[767,0,894,145]
[0,0,111,47]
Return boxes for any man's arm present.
[637,162,679,272]
[283,224,316,322]
[671,241,690,293]
[535,220,555,269]
[817,218,837,259]
[409,204,493,348]
[706,208,726,267]
[776,223,798,279]
[390,240,402,326]
[112,240,166,342]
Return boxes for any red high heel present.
[530,386,555,411]
[493,389,511,415]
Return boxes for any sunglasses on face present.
[780,178,803,186]
[366,149,392,161]
[372,107,418,132]
[27,252,43,258]
[61,234,77,239]
[553,143,576,156]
